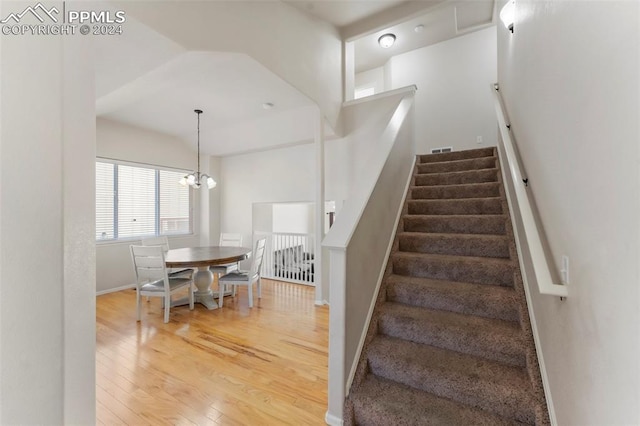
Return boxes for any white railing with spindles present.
[253,231,315,286]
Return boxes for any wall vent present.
[431,147,453,154]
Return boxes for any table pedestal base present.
[172,267,234,310]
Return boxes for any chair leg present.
[218,281,224,308]
[136,289,142,321]
[248,283,253,308]
[189,284,194,310]
[164,294,171,323]
[257,277,262,299]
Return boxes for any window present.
[95,160,192,241]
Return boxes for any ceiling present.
[284,0,408,28]
[95,0,495,156]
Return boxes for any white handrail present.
[491,84,568,298]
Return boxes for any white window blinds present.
[95,160,192,241]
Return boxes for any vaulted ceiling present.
[96,0,495,156]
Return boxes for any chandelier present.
[180,109,216,189]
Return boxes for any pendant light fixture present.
[180,109,216,189]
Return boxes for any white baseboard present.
[96,283,135,296]
[325,411,344,426]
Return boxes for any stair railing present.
[491,83,568,298]
[322,85,417,425]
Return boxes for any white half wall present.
[388,26,498,153]
[95,118,219,293]
[354,66,386,96]
[0,16,95,424]
[497,1,640,424]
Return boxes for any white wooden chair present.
[141,236,193,279]
[130,245,194,323]
[219,238,266,308]
[210,233,243,307]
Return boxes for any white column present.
[0,9,95,423]
[344,41,355,102]
[314,108,325,304]
[62,27,97,425]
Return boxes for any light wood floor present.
[96,279,329,425]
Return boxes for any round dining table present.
[165,246,252,310]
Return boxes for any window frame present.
[95,158,194,244]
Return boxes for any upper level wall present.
[387,26,497,153]
[497,1,640,424]
[122,1,343,129]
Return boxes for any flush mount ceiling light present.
[262,102,274,110]
[179,109,216,190]
[414,24,424,33]
[500,0,515,33]
[378,33,396,48]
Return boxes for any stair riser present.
[392,255,514,286]
[415,169,499,186]
[408,199,503,216]
[387,281,519,322]
[378,314,526,367]
[398,234,510,258]
[411,183,500,200]
[367,354,534,423]
[418,147,495,164]
[403,216,507,235]
[417,157,497,174]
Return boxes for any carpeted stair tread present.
[418,147,496,164]
[398,232,510,258]
[408,197,503,215]
[411,182,501,200]
[392,252,515,286]
[416,156,497,174]
[378,302,525,366]
[351,375,523,426]
[415,168,499,186]
[403,214,507,235]
[367,336,536,423]
[386,274,519,321]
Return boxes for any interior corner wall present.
[497,1,640,424]
[387,26,498,153]
[95,119,202,293]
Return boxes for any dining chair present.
[141,236,193,279]
[210,233,243,307]
[219,238,266,308]
[130,245,194,323]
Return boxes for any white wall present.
[95,118,219,293]
[354,66,386,96]
[220,144,316,249]
[497,1,640,424]
[0,17,95,424]
[388,26,498,153]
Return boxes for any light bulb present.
[186,174,196,185]
[179,176,188,186]
[207,177,216,189]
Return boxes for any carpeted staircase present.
[345,147,550,425]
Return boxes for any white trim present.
[497,134,557,425]
[342,85,417,108]
[345,156,416,392]
[325,411,344,426]
[96,283,135,296]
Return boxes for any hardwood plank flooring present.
[96,279,329,425]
